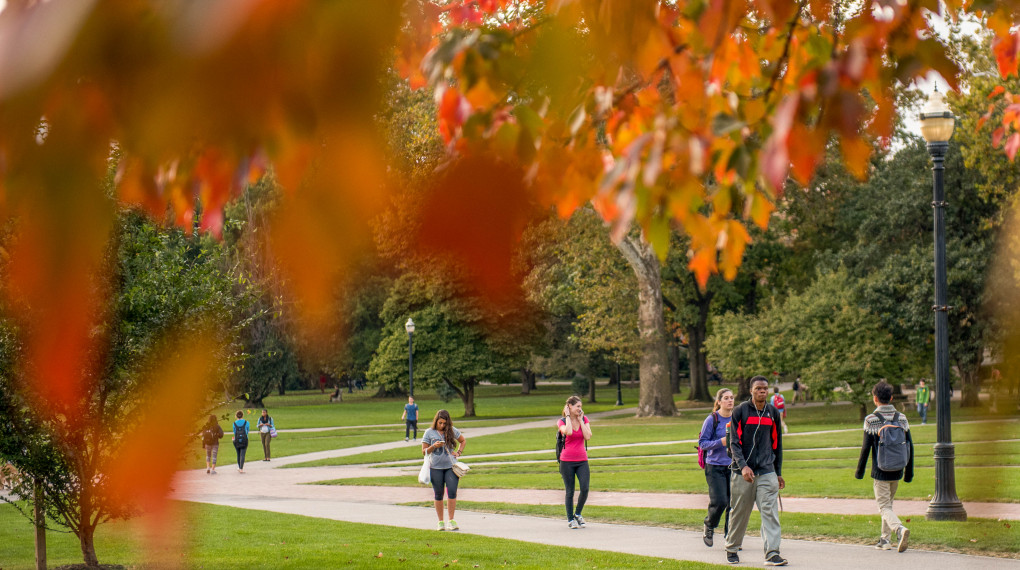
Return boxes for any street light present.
[405,317,415,397]
[918,86,967,521]
[615,362,623,406]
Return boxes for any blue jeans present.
[917,403,928,424]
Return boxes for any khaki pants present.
[725,471,782,558]
[874,479,903,541]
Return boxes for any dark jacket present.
[855,404,914,482]
[728,400,783,476]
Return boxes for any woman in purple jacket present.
[699,388,735,547]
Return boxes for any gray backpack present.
[874,412,908,471]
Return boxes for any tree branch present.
[763,0,806,103]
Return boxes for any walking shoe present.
[405,437,409,442]
[874,538,892,550]
[896,526,910,553]
[206,469,210,474]
[568,519,579,529]
[703,524,713,547]
[210,469,217,474]
[447,520,459,531]
[574,514,586,527]
[437,521,446,531]
[764,553,788,566]
[726,552,739,564]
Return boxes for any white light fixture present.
[405,317,415,334]
[918,86,955,143]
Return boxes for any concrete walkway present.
[171,410,1020,569]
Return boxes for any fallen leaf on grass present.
[377,552,384,558]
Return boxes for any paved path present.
[171,410,1020,568]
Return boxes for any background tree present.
[0,210,248,567]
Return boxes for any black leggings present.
[704,464,730,534]
[559,460,590,521]
[430,468,459,500]
[406,420,418,439]
[235,444,247,469]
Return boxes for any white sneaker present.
[874,538,892,550]
[574,514,586,527]
[568,519,579,529]
[897,527,910,553]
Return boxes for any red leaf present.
[993,32,1020,79]
[1005,132,1020,161]
[989,85,1006,99]
[993,127,1005,148]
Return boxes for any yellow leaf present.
[465,78,500,110]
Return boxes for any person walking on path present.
[558,395,592,529]
[422,409,467,531]
[769,386,788,434]
[725,376,786,566]
[856,381,915,552]
[915,379,930,425]
[257,409,275,461]
[402,396,419,442]
[231,410,250,473]
[791,377,802,405]
[201,415,223,474]
[699,388,734,547]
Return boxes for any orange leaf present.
[1005,132,1020,161]
[840,135,871,180]
[989,85,1006,99]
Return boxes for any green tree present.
[0,210,248,567]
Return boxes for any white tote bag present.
[418,453,431,484]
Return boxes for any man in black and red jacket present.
[725,376,786,566]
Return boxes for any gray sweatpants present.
[725,470,782,558]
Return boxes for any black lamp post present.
[919,87,967,521]
[405,317,415,397]
[615,362,623,406]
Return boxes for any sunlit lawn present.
[0,502,727,570]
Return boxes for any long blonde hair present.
[712,389,733,413]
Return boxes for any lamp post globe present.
[405,318,415,397]
[918,86,966,521]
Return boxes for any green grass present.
[0,502,727,569]
[417,502,1019,558]
[315,460,1020,502]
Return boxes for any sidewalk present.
[170,409,1020,568]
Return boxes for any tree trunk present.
[34,478,45,570]
[587,373,596,403]
[616,234,676,417]
[735,376,750,401]
[685,274,714,402]
[530,372,538,391]
[859,403,869,421]
[461,381,476,417]
[669,342,680,394]
[79,522,99,568]
[277,379,286,396]
[956,351,983,407]
[520,368,532,395]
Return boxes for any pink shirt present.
[557,416,589,461]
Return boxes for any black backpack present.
[233,421,248,448]
[874,412,909,471]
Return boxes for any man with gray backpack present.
[855,381,915,552]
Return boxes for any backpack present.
[696,412,720,469]
[233,421,248,448]
[772,394,785,411]
[874,412,909,471]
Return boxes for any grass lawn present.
[414,502,1019,558]
[0,502,727,569]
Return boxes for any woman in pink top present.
[558,395,592,529]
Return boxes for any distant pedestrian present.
[769,386,788,434]
[726,376,786,566]
[856,381,914,552]
[558,395,592,529]
[402,396,419,441]
[201,415,224,474]
[231,410,250,473]
[422,409,466,531]
[791,377,802,405]
[257,409,275,461]
[699,388,734,547]
[915,379,930,425]
[319,374,327,393]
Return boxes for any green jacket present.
[916,385,930,405]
